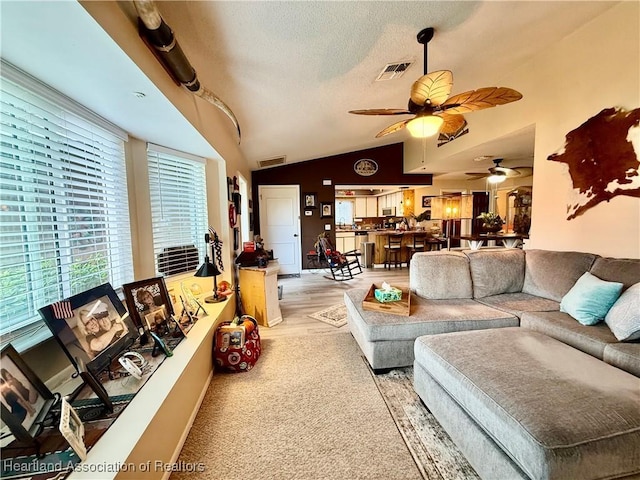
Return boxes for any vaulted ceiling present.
[0,1,617,178]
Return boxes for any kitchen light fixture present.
[406,114,444,138]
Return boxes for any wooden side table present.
[238,261,283,327]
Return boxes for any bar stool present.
[406,232,427,266]
[384,233,404,269]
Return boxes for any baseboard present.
[161,370,214,480]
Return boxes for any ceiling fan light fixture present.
[487,173,507,184]
[406,114,443,138]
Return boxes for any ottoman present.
[413,327,640,480]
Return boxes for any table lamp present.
[195,234,226,303]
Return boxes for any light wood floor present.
[260,265,409,339]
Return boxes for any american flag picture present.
[52,300,74,320]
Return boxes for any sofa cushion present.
[410,251,473,299]
[466,249,525,298]
[605,283,640,341]
[344,288,517,342]
[603,342,640,377]
[590,257,640,291]
[522,250,598,301]
[475,292,559,318]
[414,328,640,480]
[520,310,618,359]
[559,272,623,325]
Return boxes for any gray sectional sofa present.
[344,249,640,480]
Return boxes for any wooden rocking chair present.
[317,235,363,281]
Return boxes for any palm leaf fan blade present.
[442,87,523,115]
[438,113,467,136]
[410,70,453,106]
[375,119,410,138]
[348,108,411,115]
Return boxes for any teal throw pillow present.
[560,272,623,326]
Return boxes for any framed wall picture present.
[422,196,433,208]
[0,344,57,443]
[122,277,174,336]
[304,192,317,209]
[320,202,333,218]
[38,283,138,376]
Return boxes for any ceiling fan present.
[349,27,523,139]
[466,158,533,183]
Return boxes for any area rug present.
[370,365,480,480]
[308,303,347,327]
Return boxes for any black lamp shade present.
[194,255,221,277]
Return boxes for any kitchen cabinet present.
[336,232,356,252]
[366,197,377,217]
[354,197,367,218]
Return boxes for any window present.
[335,200,354,226]
[147,144,208,276]
[0,61,133,348]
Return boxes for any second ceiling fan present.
[349,27,523,139]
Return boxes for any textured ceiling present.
[1,1,617,178]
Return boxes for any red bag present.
[213,315,261,373]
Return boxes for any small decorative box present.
[374,287,402,303]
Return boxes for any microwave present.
[382,206,396,216]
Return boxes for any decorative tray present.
[362,284,412,317]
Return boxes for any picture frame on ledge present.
[122,277,175,337]
[38,283,138,379]
[320,202,333,218]
[0,344,58,444]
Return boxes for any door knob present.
[293,234,298,237]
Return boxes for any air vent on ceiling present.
[258,156,287,168]
[375,61,413,81]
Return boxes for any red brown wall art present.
[548,107,640,219]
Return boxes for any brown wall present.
[251,143,433,261]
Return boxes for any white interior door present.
[258,185,301,276]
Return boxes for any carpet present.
[308,303,347,327]
[172,333,423,480]
[371,366,480,480]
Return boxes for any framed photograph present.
[59,398,86,461]
[38,283,139,376]
[422,196,433,208]
[226,177,233,202]
[122,277,174,336]
[320,202,333,218]
[303,192,317,209]
[0,344,57,443]
[304,210,313,216]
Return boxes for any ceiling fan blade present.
[490,166,522,177]
[441,87,523,115]
[512,167,533,177]
[465,172,489,180]
[410,70,453,107]
[375,119,411,138]
[349,108,411,116]
[438,113,467,136]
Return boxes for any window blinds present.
[0,63,133,345]
[147,144,208,277]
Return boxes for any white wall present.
[407,2,639,258]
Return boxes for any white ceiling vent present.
[258,156,287,168]
[375,61,413,81]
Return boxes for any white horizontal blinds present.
[147,145,208,276]
[0,73,133,337]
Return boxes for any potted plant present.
[477,212,504,233]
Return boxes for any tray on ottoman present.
[363,284,411,316]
